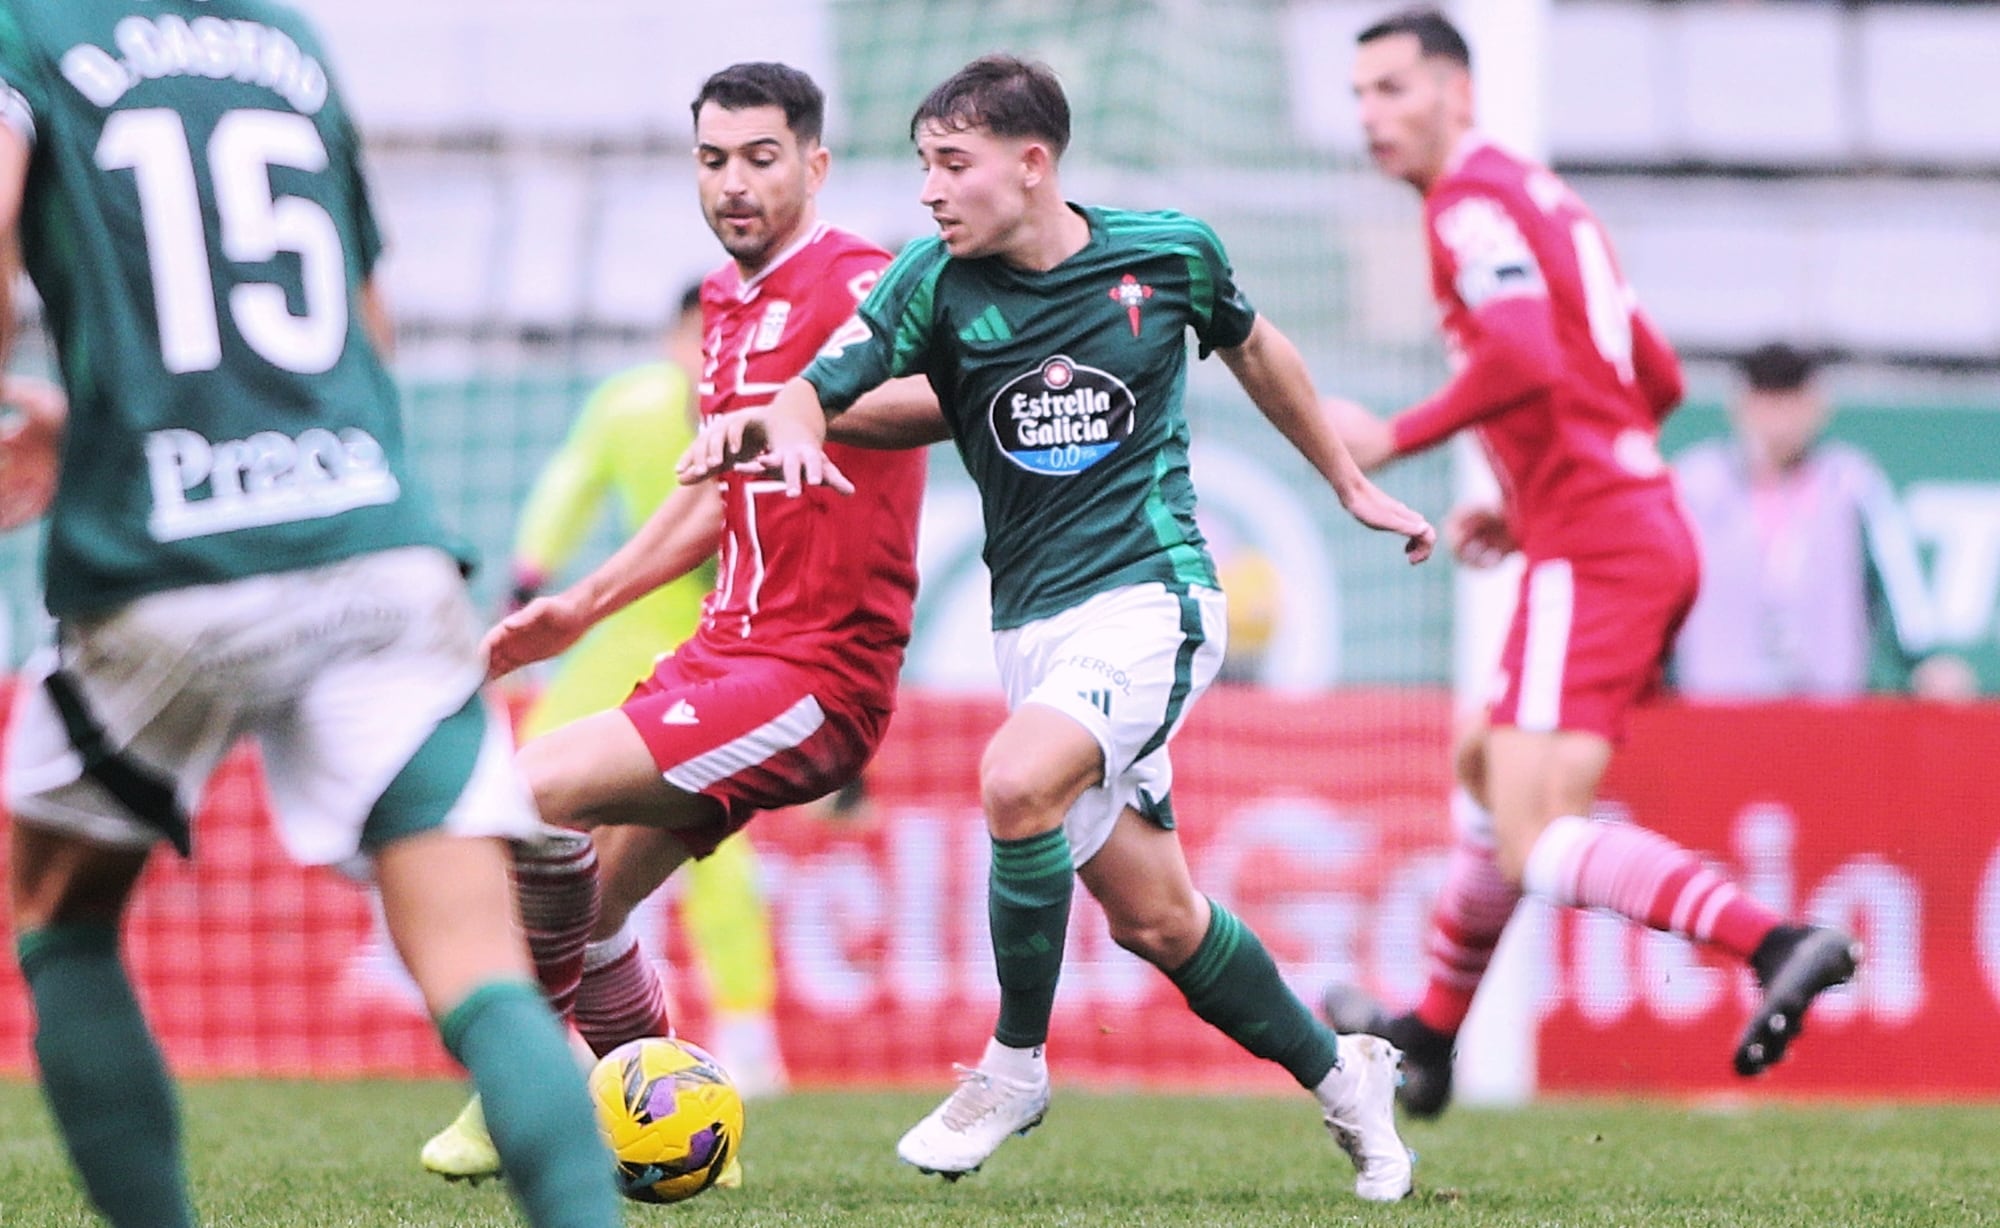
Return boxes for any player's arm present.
[485,478,723,679]
[0,121,62,531]
[359,279,395,359]
[1631,307,1683,422]
[509,384,619,606]
[1330,192,1563,469]
[1218,315,1433,563]
[1385,293,1561,459]
[826,375,949,449]
[0,116,24,368]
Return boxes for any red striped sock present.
[511,830,599,1019]
[1523,815,1779,960]
[1413,827,1521,1037]
[574,923,672,1057]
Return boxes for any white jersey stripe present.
[1518,559,1574,732]
[662,695,827,793]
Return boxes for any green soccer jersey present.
[804,205,1254,629]
[0,0,456,618]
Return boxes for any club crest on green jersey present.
[1109,273,1153,337]
[990,355,1136,476]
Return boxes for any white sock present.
[582,920,639,974]
[1522,814,1594,906]
[980,1036,1047,1084]
[1312,1062,1352,1113]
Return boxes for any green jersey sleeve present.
[1179,215,1257,357]
[803,236,948,413]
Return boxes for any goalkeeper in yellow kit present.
[422,287,786,1178]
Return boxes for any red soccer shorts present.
[620,650,888,857]
[1487,539,1698,743]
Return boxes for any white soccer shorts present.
[991,582,1227,865]
[4,547,541,865]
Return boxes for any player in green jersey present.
[686,54,1433,1200]
[0,4,616,1227]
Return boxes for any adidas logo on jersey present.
[959,304,1013,344]
[661,700,700,726]
[1078,689,1112,717]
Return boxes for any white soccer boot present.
[1317,1033,1415,1201]
[895,1063,1051,1178]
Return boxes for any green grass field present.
[1,1079,1994,1226]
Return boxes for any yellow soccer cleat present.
[420,1095,501,1184]
[715,1155,744,1189]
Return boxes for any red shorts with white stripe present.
[1487,540,1699,743]
[619,650,888,858]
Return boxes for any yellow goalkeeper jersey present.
[514,361,715,735]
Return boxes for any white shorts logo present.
[661,699,701,726]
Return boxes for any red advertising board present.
[1538,700,2000,1098]
[1,685,1994,1099]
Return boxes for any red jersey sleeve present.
[1629,307,1683,422]
[1390,187,1563,457]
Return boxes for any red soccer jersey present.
[1392,137,1688,560]
[686,222,925,708]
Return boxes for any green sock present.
[17,923,195,1228]
[989,828,1074,1048]
[1168,900,1340,1088]
[440,980,619,1228]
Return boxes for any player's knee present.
[1451,723,1489,801]
[516,738,587,829]
[978,761,1067,840]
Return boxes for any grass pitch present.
[0,1079,1993,1226]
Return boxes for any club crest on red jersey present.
[1109,273,1153,337]
[753,301,791,352]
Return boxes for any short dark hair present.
[909,54,1070,157]
[1740,342,1819,393]
[1357,7,1472,69]
[677,281,704,318]
[690,62,824,145]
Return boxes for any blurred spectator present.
[1671,342,1976,700]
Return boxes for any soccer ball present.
[587,1037,743,1203]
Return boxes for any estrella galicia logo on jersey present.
[990,355,1137,476]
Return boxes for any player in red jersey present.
[420,62,936,1182]
[1317,9,1859,1118]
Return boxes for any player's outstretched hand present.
[1343,477,1436,564]
[677,409,854,496]
[678,410,768,484]
[1444,503,1516,569]
[483,593,592,680]
[0,375,66,531]
[677,408,853,497]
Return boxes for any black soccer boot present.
[1735,924,1861,1077]
[1320,984,1457,1119]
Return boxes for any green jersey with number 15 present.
[804,205,1255,629]
[0,0,456,618]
